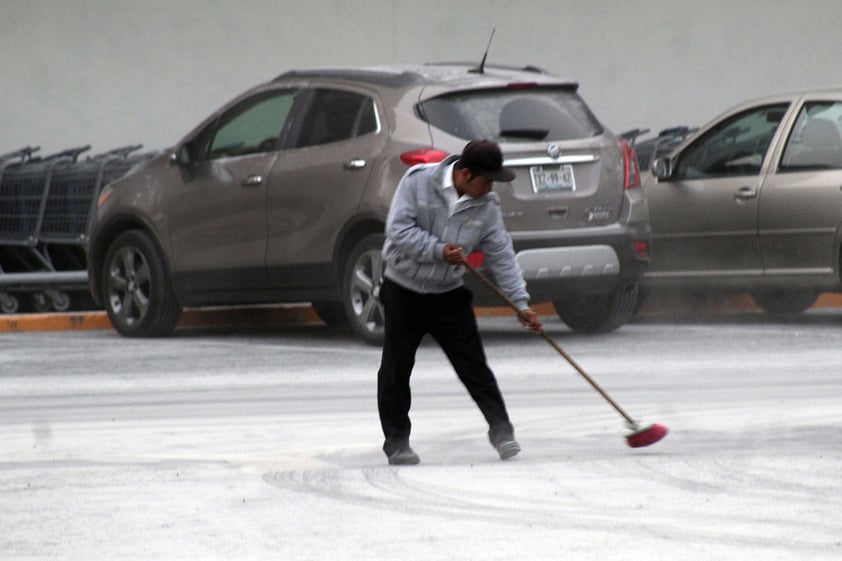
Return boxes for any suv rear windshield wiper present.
[500,128,549,140]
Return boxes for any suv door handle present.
[344,158,367,170]
[734,186,757,201]
[242,174,263,187]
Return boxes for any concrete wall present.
[2,0,841,157]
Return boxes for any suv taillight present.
[400,148,449,166]
[619,138,641,189]
[634,240,649,259]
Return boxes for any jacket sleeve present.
[385,168,445,263]
[477,203,531,309]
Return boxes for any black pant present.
[377,278,513,454]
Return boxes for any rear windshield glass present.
[417,87,603,142]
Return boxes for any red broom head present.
[625,423,669,448]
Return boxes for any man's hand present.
[443,243,465,265]
[518,308,543,333]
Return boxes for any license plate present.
[529,164,575,192]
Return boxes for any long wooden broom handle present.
[464,261,637,426]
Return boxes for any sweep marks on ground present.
[263,465,561,522]
[263,461,675,536]
[263,453,842,556]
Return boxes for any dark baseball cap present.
[458,140,516,182]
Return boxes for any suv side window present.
[673,103,788,180]
[417,87,603,142]
[192,90,297,161]
[780,101,842,170]
[294,89,378,148]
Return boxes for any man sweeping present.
[377,139,543,466]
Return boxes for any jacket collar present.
[432,154,500,206]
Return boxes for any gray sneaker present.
[387,444,420,465]
[489,424,521,460]
[494,439,521,460]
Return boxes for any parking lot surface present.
[2,312,841,560]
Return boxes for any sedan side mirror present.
[652,157,673,180]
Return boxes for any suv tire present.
[102,230,182,337]
[342,233,386,346]
[553,283,639,333]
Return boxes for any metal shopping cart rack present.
[0,144,152,313]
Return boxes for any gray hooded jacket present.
[382,155,531,309]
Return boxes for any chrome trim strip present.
[505,154,597,166]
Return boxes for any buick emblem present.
[547,144,561,159]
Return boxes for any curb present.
[636,291,842,315]
[2,294,840,334]
[1,311,114,333]
[0,303,539,334]
[0,304,320,334]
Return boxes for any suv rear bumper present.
[468,225,649,305]
[516,245,620,279]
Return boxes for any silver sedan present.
[643,87,842,314]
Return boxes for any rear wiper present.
[500,128,549,140]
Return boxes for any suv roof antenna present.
[470,28,496,74]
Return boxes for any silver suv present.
[88,63,650,343]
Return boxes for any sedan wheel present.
[342,233,385,345]
[750,290,819,315]
[103,230,182,337]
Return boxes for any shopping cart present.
[0,144,151,313]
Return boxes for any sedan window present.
[673,103,789,180]
[780,101,842,170]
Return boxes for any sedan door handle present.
[734,186,757,201]
[344,158,367,171]
[242,174,263,187]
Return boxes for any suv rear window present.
[417,87,603,143]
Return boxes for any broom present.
[464,257,668,448]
